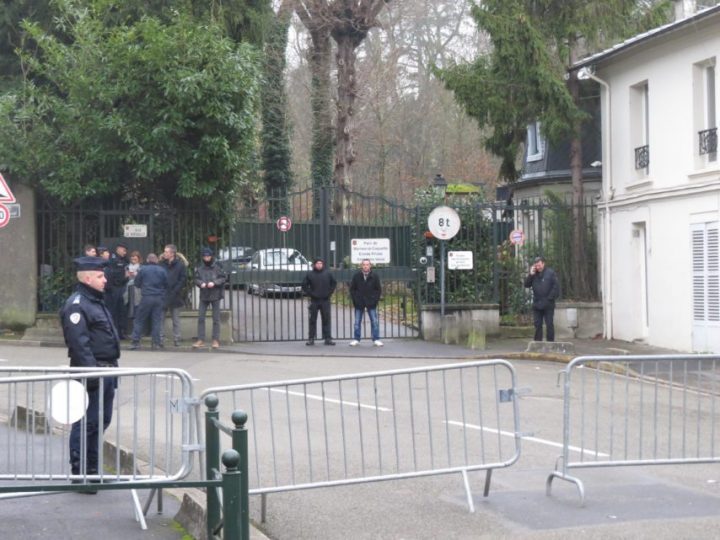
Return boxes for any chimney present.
[674,0,697,21]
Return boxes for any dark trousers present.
[69,376,116,474]
[197,299,221,341]
[131,295,164,345]
[533,306,555,342]
[105,286,127,338]
[308,299,332,340]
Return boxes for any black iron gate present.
[223,187,420,342]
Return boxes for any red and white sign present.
[276,216,292,232]
[509,229,525,245]
[0,173,16,203]
[0,203,9,228]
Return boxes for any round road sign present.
[509,229,525,245]
[427,206,461,240]
[276,216,292,232]
[0,203,9,228]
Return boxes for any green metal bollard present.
[231,410,249,540]
[221,449,242,540]
[205,395,221,540]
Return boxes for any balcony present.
[699,127,718,156]
[634,145,649,170]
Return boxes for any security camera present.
[419,256,428,265]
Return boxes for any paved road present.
[2,340,720,539]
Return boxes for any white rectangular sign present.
[448,250,473,270]
[123,224,148,238]
[351,238,391,264]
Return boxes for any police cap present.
[74,256,108,271]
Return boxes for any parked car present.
[247,248,311,297]
[218,246,255,288]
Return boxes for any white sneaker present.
[373,340,384,347]
[349,340,359,346]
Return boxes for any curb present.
[105,441,270,540]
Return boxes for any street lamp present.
[433,173,448,201]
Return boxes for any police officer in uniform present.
[59,256,120,491]
[105,243,130,339]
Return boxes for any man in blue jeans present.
[349,259,383,346]
[130,253,168,350]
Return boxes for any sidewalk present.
[212,334,683,361]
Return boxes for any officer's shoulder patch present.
[69,312,82,325]
[72,294,81,305]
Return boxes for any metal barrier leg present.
[545,471,585,507]
[142,488,164,515]
[461,470,475,513]
[142,488,156,515]
[261,493,267,523]
[130,489,149,530]
[482,468,493,497]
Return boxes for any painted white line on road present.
[262,387,392,412]
[446,420,609,457]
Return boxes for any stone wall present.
[0,184,36,328]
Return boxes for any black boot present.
[324,339,336,346]
[306,339,315,346]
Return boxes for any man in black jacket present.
[104,243,129,339]
[349,259,383,347]
[193,247,227,349]
[302,258,337,346]
[160,244,186,346]
[524,256,561,342]
[59,256,120,489]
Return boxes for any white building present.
[574,3,720,352]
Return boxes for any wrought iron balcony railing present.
[699,127,718,156]
[634,144,649,170]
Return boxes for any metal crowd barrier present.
[200,360,523,519]
[546,354,720,505]
[0,366,248,538]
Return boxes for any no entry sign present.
[276,216,292,232]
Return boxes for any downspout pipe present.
[578,67,614,339]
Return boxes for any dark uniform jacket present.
[194,259,227,302]
[105,254,129,289]
[161,257,187,309]
[59,283,120,368]
[524,267,560,310]
[349,270,382,310]
[302,264,337,301]
[134,263,168,297]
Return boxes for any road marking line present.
[261,387,392,412]
[446,420,609,457]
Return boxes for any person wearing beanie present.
[301,257,337,346]
[193,247,227,349]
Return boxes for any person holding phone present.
[524,256,560,342]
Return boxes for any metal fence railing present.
[546,355,720,505]
[200,360,523,519]
[0,366,246,538]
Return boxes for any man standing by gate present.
[302,258,337,346]
[105,243,129,339]
[524,256,560,342]
[59,256,120,491]
[349,259,383,347]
